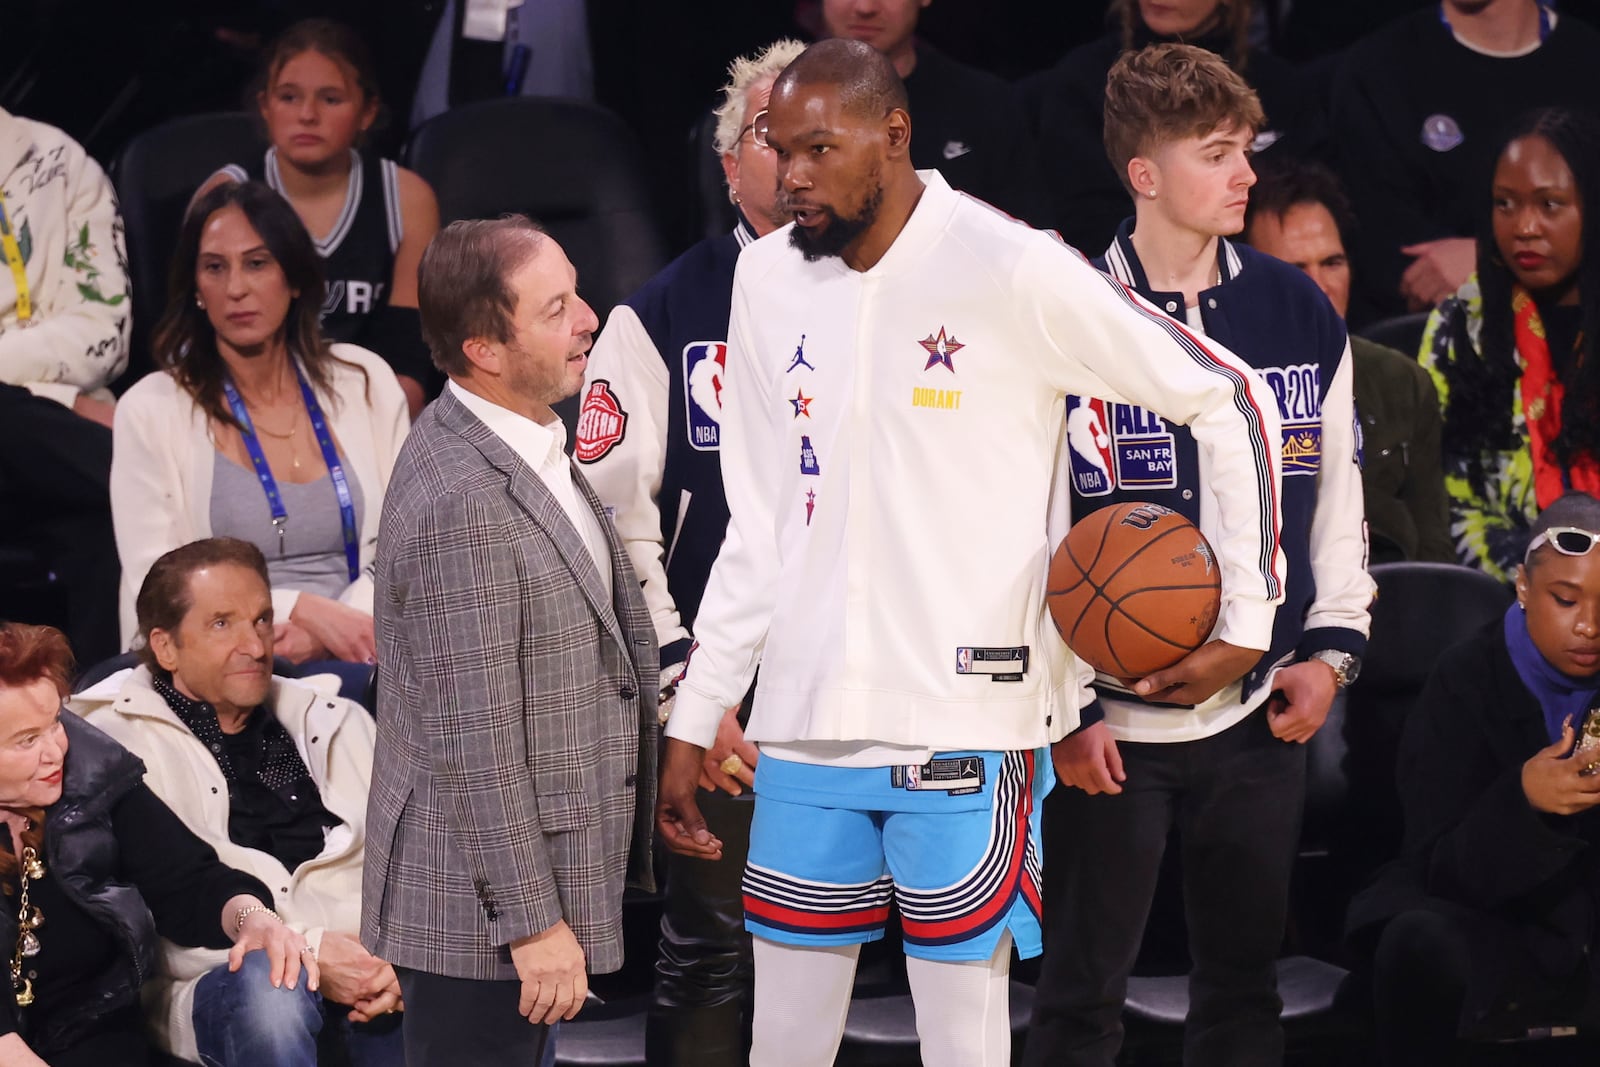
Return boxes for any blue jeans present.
[193,951,320,1067]
[192,950,407,1067]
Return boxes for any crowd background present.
[5,0,1600,1063]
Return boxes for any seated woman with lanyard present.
[1348,492,1600,1064]
[111,180,409,697]
[201,17,440,418]
[0,621,310,1067]
[1423,106,1600,582]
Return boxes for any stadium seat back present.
[111,112,266,393]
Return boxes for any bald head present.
[773,38,908,123]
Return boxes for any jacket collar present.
[55,713,146,827]
[1102,216,1244,306]
[431,387,627,651]
[70,666,351,780]
[733,209,760,248]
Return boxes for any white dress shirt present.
[449,380,612,600]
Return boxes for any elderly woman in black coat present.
[0,622,315,1066]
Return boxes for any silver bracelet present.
[234,903,283,933]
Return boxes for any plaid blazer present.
[362,388,657,980]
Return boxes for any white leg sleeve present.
[906,931,1014,1067]
[749,937,861,1067]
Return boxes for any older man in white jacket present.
[71,538,402,1067]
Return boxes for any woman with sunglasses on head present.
[201,18,439,418]
[1423,106,1600,582]
[1347,492,1600,1064]
[111,181,409,688]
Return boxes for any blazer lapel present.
[435,391,628,652]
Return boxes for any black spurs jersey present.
[221,147,402,344]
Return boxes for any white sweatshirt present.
[0,108,130,406]
[667,172,1286,755]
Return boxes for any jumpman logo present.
[787,334,815,373]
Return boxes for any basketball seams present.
[1052,508,1123,653]
[1047,503,1221,677]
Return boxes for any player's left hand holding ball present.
[1133,639,1260,705]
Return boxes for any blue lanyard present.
[1438,1,1551,43]
[222,365,361,582]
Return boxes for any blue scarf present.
[1504,603,1600,745]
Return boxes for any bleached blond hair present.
[711,38,808,158]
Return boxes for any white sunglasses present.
[1526,526,1600,563]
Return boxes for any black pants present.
[646,786,755,1066]
[0,384,119,663]
[394,966,552,1067]
[1025,709,1307,1067]
[1371,907,1600,1067]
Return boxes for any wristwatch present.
[1310,650,1362,688]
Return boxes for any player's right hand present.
[700,705,759,795]
[1133,639,1259,706]
[658,739,725,860]
[1052,721,1126,795]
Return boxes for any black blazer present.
[1347,618,1600,1031]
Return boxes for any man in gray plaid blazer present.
[363,216,658,1066]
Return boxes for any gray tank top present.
[209,451,366,600]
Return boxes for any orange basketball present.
[1047,502,1222,679]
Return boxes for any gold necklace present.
[247,405,301,441]
[11,839,44,1007]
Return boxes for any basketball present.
[1047,502,1222,679]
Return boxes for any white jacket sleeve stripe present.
[1088,266,1285,601]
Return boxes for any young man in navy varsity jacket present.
[572,39,805,1067]
[1025,44,1373,1067]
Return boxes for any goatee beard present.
[787,183,884,262]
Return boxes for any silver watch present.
[1310,649,1361,688]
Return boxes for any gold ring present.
[720,754,744,776]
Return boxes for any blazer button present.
[620,686,637,701]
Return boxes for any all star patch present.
[575,380,628,463]
[918,326,964,372]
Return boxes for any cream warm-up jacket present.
[668,172,1287,754]
[71,665,374,1062]
[110,343,409,646]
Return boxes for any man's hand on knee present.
[511,919,589,1025]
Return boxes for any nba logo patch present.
[683,341,727,451]
[799,435,821,475]
[575,380,628,463]
[956,647,973,673]
[1066,397,1115,497]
